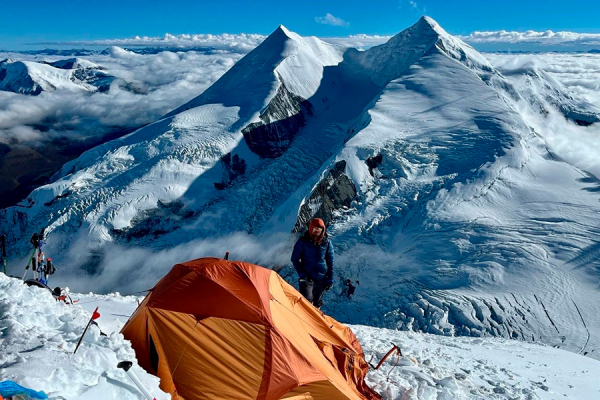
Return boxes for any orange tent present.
[121,257,381,400]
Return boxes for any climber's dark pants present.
[299,279,327,308]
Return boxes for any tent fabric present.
[121,257,381,400]
[0,381,48,399]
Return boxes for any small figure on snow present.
[291,218,334,308]
[342,279,359,298]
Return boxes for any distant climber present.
[291,218,334,308]
[342,279,359,299]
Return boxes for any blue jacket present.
[291,232,334,284]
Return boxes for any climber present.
[291,218,334,308]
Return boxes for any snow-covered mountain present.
[47,58,117,93]
[0,57,141,95]
[0,58,87,94]
[1,17,599,361]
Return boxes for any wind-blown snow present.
[355,325,600,399]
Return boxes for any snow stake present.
[73,306,100,354]
[117,361,157,400]
[373,343,402,370]
[0,234,6,274]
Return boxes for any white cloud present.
[460,30,600,48]
[486,53,600,109]
[320,34,390,49]
[41,231,295,294]
[31,33,267,54]
[487,53,600,178]
[398,0,424,14]
[0,49,243,144]
[315,13,350,27]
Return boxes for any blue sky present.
[1,0,599,50]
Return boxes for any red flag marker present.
[74,307,100,354]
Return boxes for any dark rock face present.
[242,78,313,158]
[563,109,599,126]
[214,152,247,190]
[366,153,383,176]
[112,200,193,241]
[116,81,148,95]
[293,160,357,232]
[70,67,115,92]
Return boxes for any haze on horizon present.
[1,0,599,52]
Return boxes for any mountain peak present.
[50,58,98,70]
[265,24,298,44]
[412,16,453,41]
[418,16,440,30]
[276,24,292,36]
[350,16,492,86]
[389,15,447,47]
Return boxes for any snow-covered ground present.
[0,274,169,400]
[356,325,600,400]
[2,273,599,399]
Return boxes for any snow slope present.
[3,273,599,400]
[0,274,169,400]
[1,17,599,363]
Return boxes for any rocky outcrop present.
[71,68,114,92]
[111,200,192,241]
[242,78,313,158]
[293,160,357,232]
[50,59,122,93]
[214,152,247,190]
[366,153,383,176]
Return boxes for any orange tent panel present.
[121,257,381,400]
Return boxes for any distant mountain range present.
[7,46,600,57]
[0,57,145,95]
